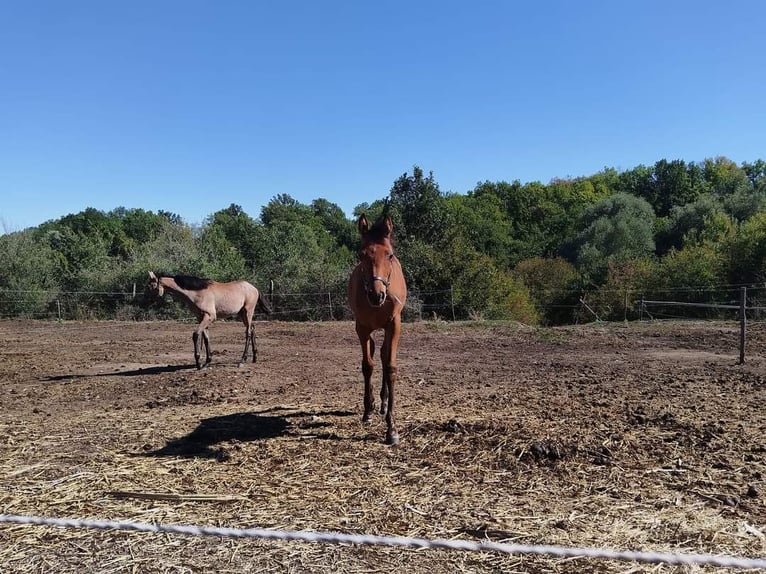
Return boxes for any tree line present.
[2,156,766,324]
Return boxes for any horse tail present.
[257,293,272,315]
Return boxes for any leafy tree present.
[657,243,725,295]
[656,194,725,254]
[195,225,249,281]
[444,192,515,269]
[589,258,657,321]
[0,230,59,316]
[616,160,705,218]
[514,257,581,324]
[726,212,766,284]
[311,198,356,251]
[261,194,315,226]
[204,204,265,271]
[389,166,447,244]
[570,193,656,285]
[703,157,751,197]
[742,160,766,192]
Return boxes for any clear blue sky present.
[1,0,764,232]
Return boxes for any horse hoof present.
[385,432,399,446]
[362,414,373,425]
[379,407,388,416]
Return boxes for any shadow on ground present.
[144,408,357,460]
[44,364,195,381]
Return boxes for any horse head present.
[147,271,165,298]
[357,214,396,308]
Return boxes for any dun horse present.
[147,272,271,369]
[348,214,407,445]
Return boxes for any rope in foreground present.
[2,514,765,569]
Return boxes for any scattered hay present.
[1,320,765,572]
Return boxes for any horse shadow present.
[44,364,195,381]
[143,407,357,460]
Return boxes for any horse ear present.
[383,215,394,236]
[149,271,156,280]
[358,214,370,235]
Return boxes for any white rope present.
[1,514,765,569]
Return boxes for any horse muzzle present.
[366,289,387,307]
[365,276,389,307]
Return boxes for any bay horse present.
[348,214,407,445]
[147,272,271,369]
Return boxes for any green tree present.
[311,198,356,251]
[726,212,766,284]
[703,156,751,197]
[444,192,515,269]
[570,193,656,285]
[451,249,538,322]
[616,160,705,218]
[389,166,447,244]
[261,194,315,226]
[195,225,249,281]
[589,258,657,321]
[204,204,265,271]
[0,230,59,316]
[514,257,581,324]
[656,194,725,254]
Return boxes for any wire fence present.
[2,513,765,570]
[0,287,457,322]
[4,283,766,324]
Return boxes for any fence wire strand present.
[1,514,765,570]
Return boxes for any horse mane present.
[171,275,213,290]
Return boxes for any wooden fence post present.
[739,286,747,364]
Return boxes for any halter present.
[371,274,390,288]
[362,267,398,307]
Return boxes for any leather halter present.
[362,268,392,306]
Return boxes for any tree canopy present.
[2,157,765,323]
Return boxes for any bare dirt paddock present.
[1,319,765,573]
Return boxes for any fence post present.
[269,279,275,316]
[739,286,747,364]
[327,292,333,320]
[624,290,629,323]
[450,286,456,321]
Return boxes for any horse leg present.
[203,328,212,366]
[192,331,201,369]
[193,315,214,369]
[382,318,402,445]
[380,335,390,416]
[239,309,252,366]
[356,325,375,423]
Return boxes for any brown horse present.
[147,272,271,369]
[348,214,407,445]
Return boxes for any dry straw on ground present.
[0,319,764,572]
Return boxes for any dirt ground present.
[0,318,765,573]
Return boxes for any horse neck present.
[160,277,200,305]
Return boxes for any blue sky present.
[1,1,764,232]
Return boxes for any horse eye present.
[388,253,395,261]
